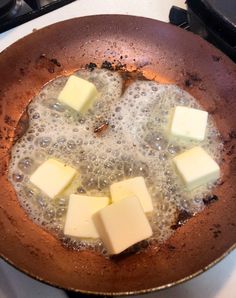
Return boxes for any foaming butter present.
[8,68,223,254]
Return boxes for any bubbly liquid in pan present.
[9,68,223,254]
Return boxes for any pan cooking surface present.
[0,15,235,295]
[8,68,223,254]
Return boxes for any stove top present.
[0,1,235,298]
[0,0,76,33]
[1,0,235,61]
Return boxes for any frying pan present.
[0,15,235,295]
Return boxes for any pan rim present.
[0,13,235,64]
[1,243,235,296]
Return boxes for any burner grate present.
[169,4,236,62]
[169,6,190,30]
[0,0,76,33]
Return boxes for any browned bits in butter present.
[94,120,109,135]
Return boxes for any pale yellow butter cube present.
[93,196,153,255]
[58,75,98,113]
[173,146,220,190]
[30,159,76,199]
[169,106,208,141]
[64,195,109,239]
[110,177,153,213]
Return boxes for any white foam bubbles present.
[8,68,223,254]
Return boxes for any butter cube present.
[64,195,109,239]
[58,75,98,113]
[93,196,153,254]
[169,106,208,141]
[173,146,220,190]
[30,159,76,198]
[110,177,153,213]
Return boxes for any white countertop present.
[0,1,236,297]
[0,0,185,52]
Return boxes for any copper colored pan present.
[0,15,236,295]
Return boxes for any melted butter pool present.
[8,68,223,254]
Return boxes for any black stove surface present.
[170,1,236,62]
[0,0,76,33]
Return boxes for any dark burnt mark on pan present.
[0,130,8,153]
[29,249,39,258]
[101,60,114,70]
[114,62,127,71]
[213,231,222,238]
[226,145,235,156]
[203,194,218,205]
[1,208,18,227]
[18,59,31,76]
[4,115,16,127]
[98,60,149,93]
[222,132,236,157]
[14,110,29,144]
[26,244,41,258]
[19,68,26,76]
[229,130,236,139]
[0,159,8,176]
[94,120,109,135]
[85,60,149,95]
[0,128,3,141]
[101,59,127,71]
[184,72,202,88]
[222,132,236,155]
[2,126,14,144]
[36,54,61,73]
[212,55,221,62]
[209,224,222,238]
[222,130,236,145]
[171,209,192,230]
[85,62,97,71]
[167,244,176,251]
[119,70,148,94]
[111,240,149,260]
[115,56,128,70]
[231,157,236,176]
[50,58,61,67]
[121,69,144,80]
[187,72,201,82]
[184,79,191,87]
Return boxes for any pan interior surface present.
[0,15,235,295]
